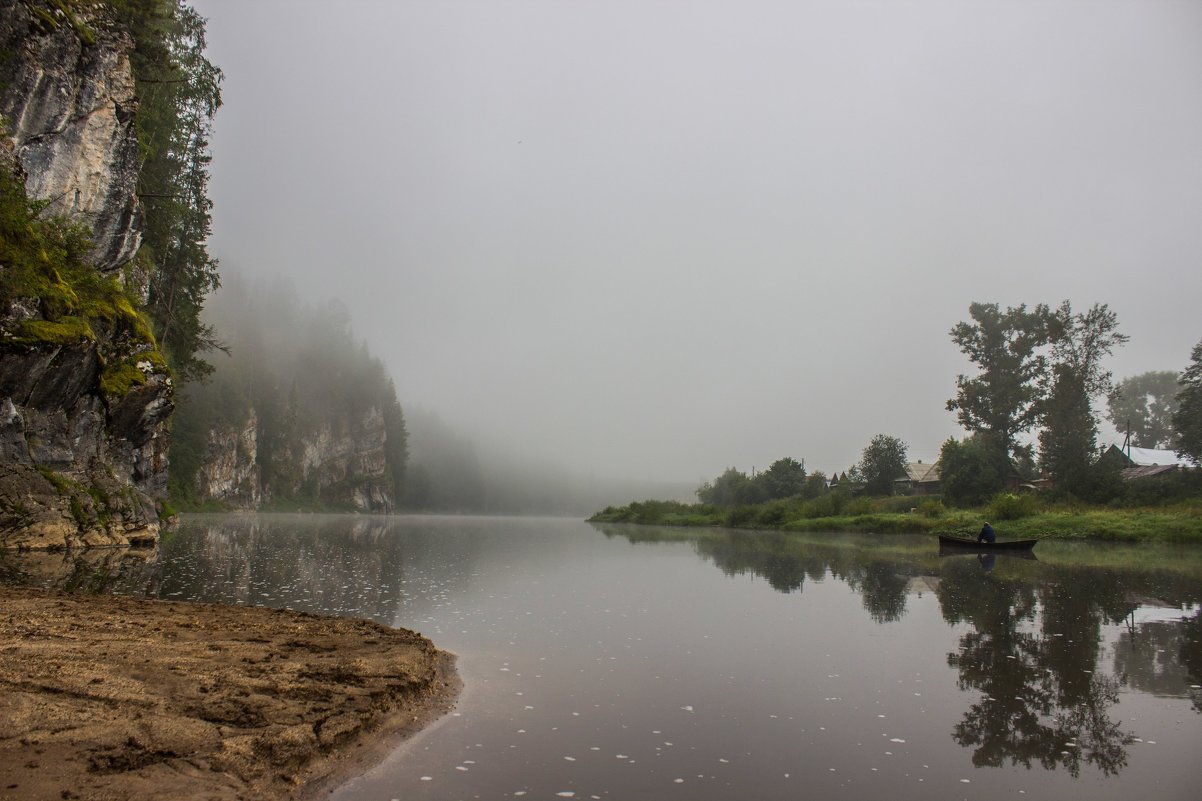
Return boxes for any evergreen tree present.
[121,0,224,381]
[1039,367,1096,495]
[1038,302,1127,496]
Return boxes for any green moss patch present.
[2,155,167,396]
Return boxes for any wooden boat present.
[937,534,1039,551]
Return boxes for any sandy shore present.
[0,585,459,801]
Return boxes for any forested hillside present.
[169,276,407,511]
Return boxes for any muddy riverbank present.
[0,585,458,801]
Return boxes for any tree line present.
[691,301,1202,511]
[942,301,1201,504]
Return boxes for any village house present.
[894,461,941,495]
[1100,444,1193,482]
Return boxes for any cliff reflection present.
[0,545,158,593]
[0,515,424,627]
[152,514,411,625]
[595,523,1202,776]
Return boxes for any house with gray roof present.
[894,461,941,495]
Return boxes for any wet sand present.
[0,585,459,801]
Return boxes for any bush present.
[846,497,875,516]
[916,498,946,518]
[726,505,757,528]
[755,501,789,528]
[987,492,1039,520]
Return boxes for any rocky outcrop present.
[195,410,261,509]
[189,405,396,513]
[296,407,394,512]
[0,338,170,549]
[1,2,169,550]
[0,0,142,273]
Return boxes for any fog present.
[190,0,1202,485]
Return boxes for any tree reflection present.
[856,560,910,623]
[694,532,809,593]
[595,524,1202,778]
[939,558,1132,776]
[1175,610,1202,713]
[687,529,915,620]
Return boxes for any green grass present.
[589,496,1202,543]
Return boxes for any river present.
[3,514,1201,800]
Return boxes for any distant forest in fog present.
[170,274,693,515]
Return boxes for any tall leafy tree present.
[1106,371,1179,450]
[1038,302,1127,495]
[1046,302,1128,397]
[696,467,758,507]
[947,303,1052,472]
[858,434,908,496]
[1174,338,1202,467]
[758,457,807,500]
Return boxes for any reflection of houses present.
[1100,444,1192,481]
[906,575,941,595]
[895,461,941,495]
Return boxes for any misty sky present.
[190,0,1202,483]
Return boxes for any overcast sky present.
[190,0,1202,483]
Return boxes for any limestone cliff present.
[294,407,395,512]
[193,409,261,509]
[187,405,396,513]
[0,0,142,273]
[0,1,170,550]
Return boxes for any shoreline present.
[0,585,460,801]
[588,502,1202,542]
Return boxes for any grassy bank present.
[588,496,1202,543]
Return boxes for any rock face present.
[194,407,395,513]
[194,410,261,509]
[296,407,395,512]
[0,0,143,273]
[0,2,169,550]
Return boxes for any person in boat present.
[977,521,996,544]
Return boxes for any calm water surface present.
[4,514,1202,800]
